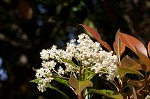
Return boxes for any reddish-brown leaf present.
[80,24,112,51]
[119,33,147,56]
[113,31,125,57]
[127,82,137,99]
[121,55,142,70]
[18,0,33,19]
[136,49,150,72]
[69,75,93,96]
[129,79,146,88]
[148,42,150,57]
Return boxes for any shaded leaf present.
[113,30,125,58]
[148,42,150,57]
[118,67,144,78]
[89,89,123,99]
[54,78,69,87]
[69,75,93,96]
[136,49,150,72]
[47,83,70,99]
[119,33,147,56]
[129,79,146,88]
[121,55,142,70]
[127,82,137,99]
[80,24,112,51]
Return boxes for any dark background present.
[0,0,150,98]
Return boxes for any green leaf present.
[54,78,69,87]
[62,58,77,67]
[83,70,95,80]
[30,79,40,84]
[47,83,70,99]
[69,75,93,96]
[89,89,123,99]
[118,67,144,78]
[80,24,112,51]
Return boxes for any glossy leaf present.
[47,83,70,99]
[80,24,112,51]
[121,55,142,70]
[69,75,93,96]
[136,49,150,72]
[148,42,150,57]
[89,89,123,99]
[113,30,125,58]
[119,33,147,56]
[118,67,144,78]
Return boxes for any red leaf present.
[148,42,150,57]
[80,24,112,51]
[119,33,147,56]
[136,49,150,72]
[113,31,125,57]
[121,55,142,70]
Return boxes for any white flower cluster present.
[145,95,150,99]
[35,33,119,92]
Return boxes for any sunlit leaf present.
[136,49,150,72]
[113,30,125,58]
[47,83,70,99]
[148,42,150,57]
[119,33,147,56]
[89,89,123,99]
[121,55,142,70]
[118,67,144,78]
[69,75,93,96]
[80,24,112,51]
[127,82,137,99]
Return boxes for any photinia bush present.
[31,24,150,99]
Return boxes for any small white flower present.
[41,60,56,69]
[37,83,46,92]
[40,49,50,60]
[35,67,49,78]
[58,66,64,75]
